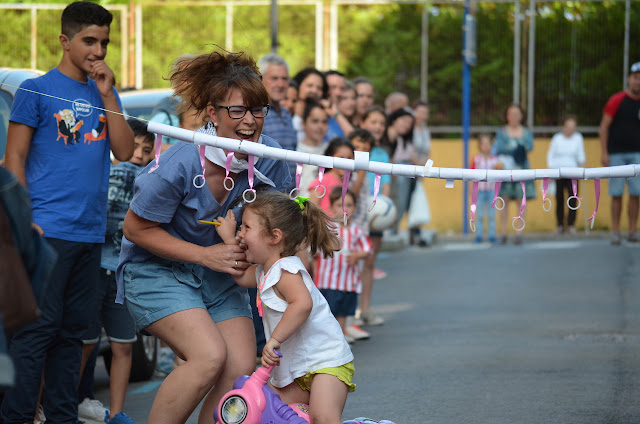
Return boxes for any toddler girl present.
[216,191,355,424]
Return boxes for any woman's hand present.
[261,337,282,367]
[200,243,249,276]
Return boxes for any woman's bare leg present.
[145,308,227,424]
[198,316,256,424]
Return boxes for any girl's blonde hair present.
[170,47,269,119]
[243,191,341,258]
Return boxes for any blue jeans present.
[1,239,101,424]
[475,190,496,239]
[0,168,57,389]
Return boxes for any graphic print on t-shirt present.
[52,98,108,146]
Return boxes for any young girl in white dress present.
[215,190,355,424]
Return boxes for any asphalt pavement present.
[91,232,640,424]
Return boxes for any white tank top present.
[256,256,354,388]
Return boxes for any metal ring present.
[289,187,300,200]
[193,174,206,188]
[368,200,377,212]
[589,217,595,230]
[243,189,257,203]
[493,196,505,210]
[469,219,476,233]
[314,184,326,199]
[542,197,552,212]
[223,176,235,191]
[567,196,582,211]
[344,213,348,226]
[235,260,238,267]
[512,216,526,232]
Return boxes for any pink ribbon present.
[491,181,503,209]
[243,155,257,202]
[314,167,327,198]
[587,179,601,229]
[295,163,303,190]
[469,181,478,232]
[541,177,552,211]
[149,133,162,172]
[512,181,526,231]
[368,174,382,212]
[341,170,351,225]
[223,151,235,191]
[191,144,207,188]
[290,163,303,198]
[567,179,583,210]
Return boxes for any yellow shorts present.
[295,361,356,393]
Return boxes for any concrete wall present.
[412,137,632,234]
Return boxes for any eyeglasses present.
[215,105,270,119]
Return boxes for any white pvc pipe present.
[462,169,487,181]
[146,121,640,183]
[559,167,585,179]
[511,169,536,181]
[535,168,560,179]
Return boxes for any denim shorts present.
[122,259,251,333]
[319,289,358,317]
[608,152,640,197]
[499,180,537,200]
[83,269,136,343]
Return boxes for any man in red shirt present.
[599,61,640,245]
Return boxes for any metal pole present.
[526,0,535,128]
[623,0,630,89]
[421,2,429,102]
[462,0,471,235]
[135,3,142,89]
[225,3,234,52]
[120,8,128,90]
[330,1,338,69]
[513,0,521,104]
[30,6,37,69]
[271,0,278,53]
[315,1,323,69]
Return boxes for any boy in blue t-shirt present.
[1,2,134,423]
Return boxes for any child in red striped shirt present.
[314,187,372,341]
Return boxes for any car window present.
[124,106,154,121]
[0,90,13,158]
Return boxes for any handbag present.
[0,201,40,335]
[408,180,431,228]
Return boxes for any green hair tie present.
[294,195,310,210]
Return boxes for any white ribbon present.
[197,122,276,187]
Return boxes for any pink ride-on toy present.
[214,350,395,424]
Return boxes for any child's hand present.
[261,337,282,367]
[216,210,238,245]
[90,60,116,99]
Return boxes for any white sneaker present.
[344,334,356,344]
[346,324,370,340]
[78,397,108,422]
[33,404,46,424]
[361,311,384,326]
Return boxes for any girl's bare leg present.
[308,374,348,424]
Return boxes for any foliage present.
[0,0,638,127]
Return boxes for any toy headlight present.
[221,395,248,424]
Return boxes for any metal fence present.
[1,0,638,132]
